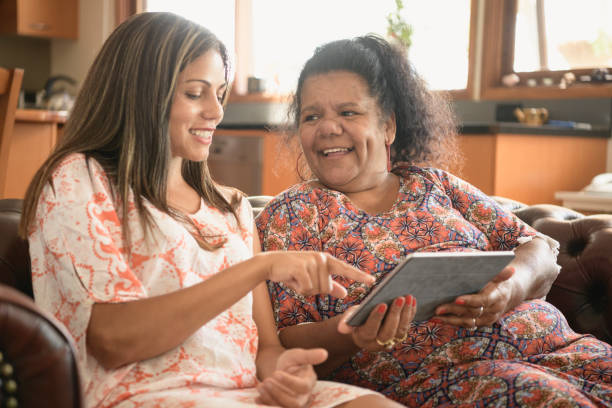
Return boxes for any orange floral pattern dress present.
[256,165,612,407]
[28,154,376,408]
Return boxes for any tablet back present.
[346,251,515,326]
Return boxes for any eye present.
[301,114,319,123]
[186,93,201,100]
[217,94,224,103]
[341,110,357,117]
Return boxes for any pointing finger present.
[327,256,375,285]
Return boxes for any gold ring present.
[477,306,484,317]
[394,332,408,343]
[375,338,396,348]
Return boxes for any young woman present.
[19,13,404,408]
[257,35,612,406]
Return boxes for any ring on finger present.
[477,305,484,317]
[375,337,396,348]
[467,317,477,330]
[394,332,408,343]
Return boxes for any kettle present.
[42,75,77,111]
[514,107,549,126]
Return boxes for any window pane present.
[251,0,471,93]
[145,0,235,60]
[514,0,612,72]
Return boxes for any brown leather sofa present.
[0,199,82,407]
[1,196,610,407]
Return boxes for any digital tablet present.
[346,251,515,326]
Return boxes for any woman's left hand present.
[433,266,515,329]
[256,348,326,407]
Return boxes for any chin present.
[318,175,355,190]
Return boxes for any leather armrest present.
[512,204,612,344]
[0,284,82,407]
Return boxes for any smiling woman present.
[168,50,226,164]
[17,12,403,408]
[256,34,612,407]
[298,71,397,212]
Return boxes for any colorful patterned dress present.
[28,154,376,408]
[256,165,612,407]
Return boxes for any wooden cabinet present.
[458,132,608,205]
[1,109,66,199]
[0,0,78,39]
[214,129,300,196]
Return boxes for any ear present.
[384,112,396,145]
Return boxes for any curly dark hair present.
[286,34,461,172]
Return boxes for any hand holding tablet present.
[345,251,516,327]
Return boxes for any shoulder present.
[45,153,112,202]
[216,184,245,204]
[394,164,446,184]
[263,181,319,207]
[256,181,324,226]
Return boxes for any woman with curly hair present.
[256,34,612,406]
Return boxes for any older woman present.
[256,35,612,406]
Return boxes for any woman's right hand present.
[338,295,417,352]
[256,251,375,298]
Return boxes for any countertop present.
[461,122,610,138]
[15,108,68,124]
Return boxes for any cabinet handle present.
[29,22,51,31]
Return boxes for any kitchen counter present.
[460,122,610,138]
[2,109,67,199]
[15,108,68,124]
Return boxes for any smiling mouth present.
[190,129,213,137]
[321,147,354,157]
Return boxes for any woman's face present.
[298,70,396,192]
[169,49,226,162]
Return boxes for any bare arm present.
[504,235,560,305]
[434,236,560,327]
[279,317,358,377]
[87,222,374,370]
[87,253,269,370]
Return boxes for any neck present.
[166,158,201,214]
[342,172,400,215]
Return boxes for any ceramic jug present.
[514,107,549,126]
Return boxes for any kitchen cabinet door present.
[0,0,78,39]
[459,133,608,205]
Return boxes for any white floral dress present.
[28,154,375,408]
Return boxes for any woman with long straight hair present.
[19,12,405,408]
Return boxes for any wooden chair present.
[0,67,24,199]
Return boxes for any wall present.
[50,0,115,87]
[0,35,50,91]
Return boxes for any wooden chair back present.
[0,67,24,198]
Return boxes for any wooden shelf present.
[481,83,612,100]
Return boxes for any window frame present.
[123,0,612,101]
[480,0,612,100]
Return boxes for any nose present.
[317,117,342,137]
[201,94,224,122]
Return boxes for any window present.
[514,0,612,72]
[481,0,612,99]
[143,0,473,96]
[250,0,472,94]
[145,0,235,60]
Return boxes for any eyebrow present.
[184,79,227,90]
[301,101,360,113]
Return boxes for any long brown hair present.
[20,12,240,250]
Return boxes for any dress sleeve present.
[255,191,324,330]
[29,156,146,351]
[428,168,538,251]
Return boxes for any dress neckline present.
[310,175,405,218]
